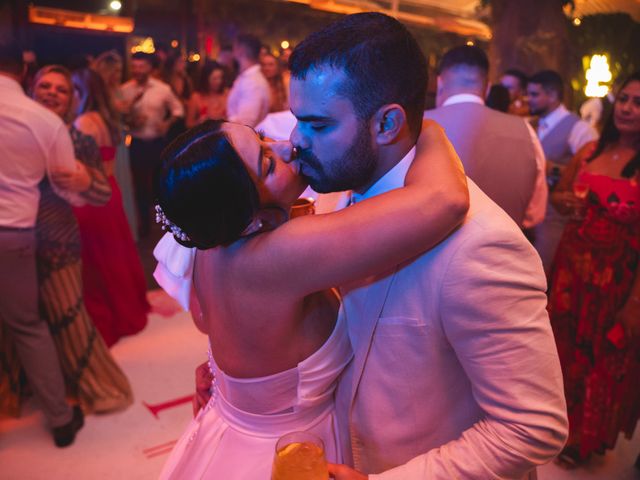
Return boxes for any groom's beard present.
[297,124,377,193]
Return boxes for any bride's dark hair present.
[155,119,260,249]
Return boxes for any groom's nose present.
[269,140,294,162]
[289,124,308,156]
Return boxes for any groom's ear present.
[372,104,406,145]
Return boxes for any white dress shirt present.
[0,75,80,228]
[538,104,599,154]
[227,64,271,127]
[441,93,547,228]
[351,147,414,204]
[120,77,184,140]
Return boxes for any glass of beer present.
[271,431,328,480]
[290,197,316,219]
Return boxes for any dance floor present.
[0,289,638,479]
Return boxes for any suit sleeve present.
[371,224,568,479]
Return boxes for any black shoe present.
[52,406,84,448]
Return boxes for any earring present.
[240,217,263,237]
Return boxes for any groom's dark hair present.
[289,12,428,140]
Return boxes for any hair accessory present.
[155,205,191,242]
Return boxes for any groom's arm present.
[371,224,568,479]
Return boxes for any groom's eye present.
[310,123,327,132]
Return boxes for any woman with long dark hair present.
[186,61,228,128]
[261,53,289,112]
[72,68,150,347]
[548,72,640,467]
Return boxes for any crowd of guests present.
[0,33,297,449]
[0,19,638,475]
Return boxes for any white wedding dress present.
[154,233,352,479]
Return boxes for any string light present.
[131,37,155,54]
[109,0,122,11]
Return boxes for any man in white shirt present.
[227,34,270,128]
[425,45,547,229]
[289,13,567,479]
[527,70,598,274]
[0,41,85,447]
[120,52,184,237]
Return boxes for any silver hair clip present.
[155,205,191,242]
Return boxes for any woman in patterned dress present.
[0,65,133,417]
[547,72,640,467]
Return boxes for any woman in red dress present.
[548,72,640,467]
[71,68,150,347]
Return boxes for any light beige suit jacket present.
[335,172,568,479]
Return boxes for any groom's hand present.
[193,361,213,416]
[328,463,367,479]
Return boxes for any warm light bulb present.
[171,40,178,48]
[573,17,582,26]
[584,54,612,98]
[280,40,290,50]
[109,0,122,11]
[466,40,474,46]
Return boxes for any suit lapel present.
[348,267,398,406]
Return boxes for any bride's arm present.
[241,120,469,296]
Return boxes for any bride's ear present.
[240,217,264,236]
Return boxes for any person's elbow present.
[445,182,470,226]
[512,408,569,469]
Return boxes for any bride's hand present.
[193,361,213,416]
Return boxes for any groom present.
[287,12,567,479]
[195,12,567,479]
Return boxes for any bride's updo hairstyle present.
[155,119,260,249]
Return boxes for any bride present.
[154,118,467,479]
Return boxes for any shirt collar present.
[442,93,485,107]
[352,147,416,203]
[0,74,25,95]
[540,103,569,130]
